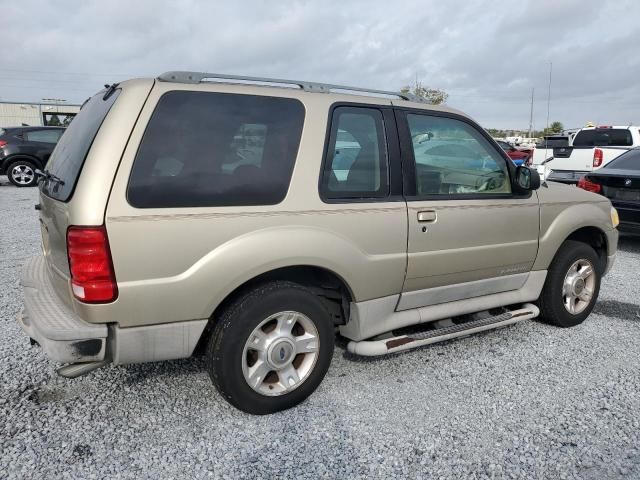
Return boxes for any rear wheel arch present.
[193,265,354,355]
[3,154,43,170]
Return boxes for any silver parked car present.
[18,72,619,414]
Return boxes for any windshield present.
[605,149,640,171]
[40,89,120,202]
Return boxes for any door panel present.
[396,110,540,308]
[404,197,539,291]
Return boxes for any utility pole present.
[545,61,553,135]
[528,88,534,139]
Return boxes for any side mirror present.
[515,166,540,191]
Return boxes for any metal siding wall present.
[0,103,81,128]
[0,104,41,128]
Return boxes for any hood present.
[536,181,611,205]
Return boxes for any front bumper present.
[19,256,107,363]
[547,170,588,184]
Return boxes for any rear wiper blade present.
[35,169,65,186]
[103,83,119,100]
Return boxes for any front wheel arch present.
[563,226,608,273]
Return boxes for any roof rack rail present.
[157,71,427,103]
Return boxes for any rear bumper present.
[19,256,208,366]
[19,256,107,363]
[547,170,588,184]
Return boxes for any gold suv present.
[18,72,618,414]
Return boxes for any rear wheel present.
[206,281,335,414]
[538,240,601,327]
[7,160,38,187]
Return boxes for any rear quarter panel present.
[38,79,155,314]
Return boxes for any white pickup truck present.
[532,126,640,184]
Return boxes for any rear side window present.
[320,107,389,200]
[128,91,305,208]
[25,129,63,143]
[573,129,633,147]
[41,90,120,202]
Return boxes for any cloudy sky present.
[2,0,639,130]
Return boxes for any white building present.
[0,101,81,128]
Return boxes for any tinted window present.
[41,90,120,202]
[605,149,640,171]
[407,114,511,195]
[536,136,569,148]
[128,91,304,208]
[321,107,388,199]
[25,129,63,143]
[573,129,633,147]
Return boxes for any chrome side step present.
[57,360,111,378]
[347,303,539,357]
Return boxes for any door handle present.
[417,210,437,222]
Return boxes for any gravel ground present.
[1,178,639,480]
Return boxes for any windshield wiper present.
[35,169,65,186]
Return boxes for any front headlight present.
[611,207,619,228]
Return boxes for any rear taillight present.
[593,148,603,167]
[0,140,7,148]
[577,176,602,194]
[67,226,118,303]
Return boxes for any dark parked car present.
[0,126,65,187]
[578,148,640,234]
[496,140,531,166]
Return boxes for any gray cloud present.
[1,0,639,129]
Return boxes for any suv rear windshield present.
[40,90,120,202]
[127,91,305,208]
[573,129,633,147]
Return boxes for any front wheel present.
[206,281,335,414]
[537,240,601,328]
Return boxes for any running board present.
[347,303,539,357]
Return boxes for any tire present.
[206,281,335,414]
[7,160,38,187]
[537,240,601,328]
